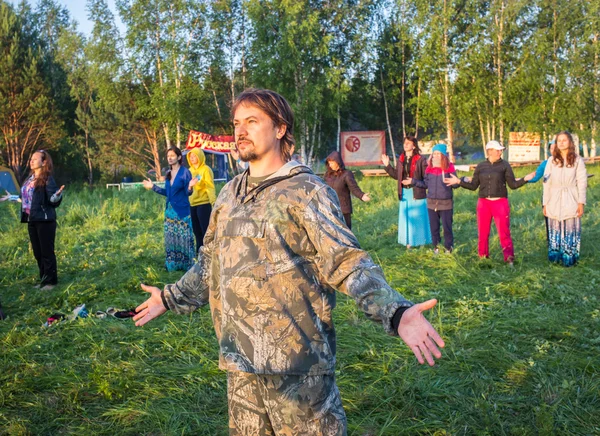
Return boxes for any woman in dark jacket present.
[404,144,458,253]
[381,136,431,247]
[444,141,533,265]
[14,151,64,290]
[324,151,370,229]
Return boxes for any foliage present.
[0,0,599,181]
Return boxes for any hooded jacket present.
[324,151,366,214]
[186,148,216,206]
[160,161,413,376]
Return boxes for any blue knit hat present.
[432,143,447,155]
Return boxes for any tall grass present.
[1,165,598,435]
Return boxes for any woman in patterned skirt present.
[143,147,195,271]
[543,131,587,266]
[382,136,431,248]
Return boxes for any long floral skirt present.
[548,217,581,267]
[164,203,196,272]
[398,188,432,247]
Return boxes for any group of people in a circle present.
[323,131,588,267]
[0,130,589,303]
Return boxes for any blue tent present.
[0,166,20,194]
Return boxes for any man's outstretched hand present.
[398,299,445,366]
[133,283,167,326]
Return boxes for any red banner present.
[186,130,236,154]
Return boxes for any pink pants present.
[476,198,514,262]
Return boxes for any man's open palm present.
[398,299,445,366]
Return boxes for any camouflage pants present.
[227,371,347,436]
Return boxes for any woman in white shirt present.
[543,131,587,266]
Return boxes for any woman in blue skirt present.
[143,147,196,271]
[382,136,431,247]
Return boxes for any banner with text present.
[508,132,541,162]
[340,131,386,166]
[186,130,235,154]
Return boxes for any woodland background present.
[1,0,599,184]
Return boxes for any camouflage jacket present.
[161,161,413,375]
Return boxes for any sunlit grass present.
[1,164,599,434]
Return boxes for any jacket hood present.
[265,160,313,179]
[186,148,206,168]
[325,151,345,172]
[236,161,313,203]
[426,162,456,175]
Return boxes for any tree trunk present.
[141,127,163,180]
[495,1,505,145]
[241,11,247,88]
[551,6,558,127]
[415,74,421,137]
[85,130,93,186]
[380,68,396,165]
[592,33,599,157]
[442,0,454,160]
[401,46,406,140]
[336,102,341,152]
[443,69,454,160]
[580,123,589,157]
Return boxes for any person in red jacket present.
[324,151,370,229]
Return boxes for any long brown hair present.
[30,150,53,189]
[552,131,577,168]
[231,88,296,162]
[166,147,183,181]
[403,136,421,156]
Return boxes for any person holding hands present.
[143,147,195,271]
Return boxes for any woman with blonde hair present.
[186,148,216,251]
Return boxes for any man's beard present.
[237,139,257,162]
[239,150,257,162]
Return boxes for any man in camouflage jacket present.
[134,89,444,436]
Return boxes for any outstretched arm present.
[382,155,398,180]
[345,171,368,201]
[144,178,167,196]
[0,190,19,202]
[133,208,218,326]
[457,166,480,191]
[301,186,444,365]
[505,164,527,189]
[46,177,64,206]
[528,161,547,183]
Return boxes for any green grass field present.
[1,164,599,435]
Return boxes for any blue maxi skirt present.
[164,203,196,272]
[398,188,432,247]
[548,217,581,267]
